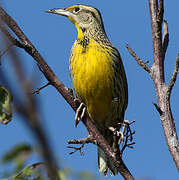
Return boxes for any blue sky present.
[0,0,179,179]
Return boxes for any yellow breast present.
[70,40,114,122]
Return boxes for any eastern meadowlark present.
[47,4,128,176]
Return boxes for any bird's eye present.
[74,7,80,13]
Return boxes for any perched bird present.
[46,5,128,176]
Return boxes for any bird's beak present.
[45,8,72,17]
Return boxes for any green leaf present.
[13,162,45,180]
[2,144,32,164]
[58,170,68,180]
[0,86,12,124]
[76,171,97,180]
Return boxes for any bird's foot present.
[108,126,124,141]
[75,99,86,127]
[109,120,136,156]
[119,120,136,156]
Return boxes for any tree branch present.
[126,44,151,74]
[127,0,179,172]
[0,6,134,180]
[149,0,179,171]
[4,46,60,180]
[149,0,165,83]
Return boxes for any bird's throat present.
[75,23,84,40]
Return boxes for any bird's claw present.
[108,126,122,139]
[75,102,86,127]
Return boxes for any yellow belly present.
[70,40,114,122]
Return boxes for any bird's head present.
[46,5,105,39]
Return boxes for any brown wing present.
[110,46,128,124]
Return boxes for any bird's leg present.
[108,127,121,158]
[109,125,124,146]
[117,122,127,147]
[109,120,136,156]
[75,99,86,127]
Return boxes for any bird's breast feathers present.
[70,39,114,121]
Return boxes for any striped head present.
[46,5,107,40]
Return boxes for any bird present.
[46,4,128,176]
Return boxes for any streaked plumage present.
[47,4,128,176]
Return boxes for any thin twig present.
[126,44,151,74]
[67,136,95,155]
[0,24,23,48]
[67,136,97,155]
[0,43,13,64]
[67,144,85,156]
[68,135,96,145]
[167,53,179,99]
[152,101,163,116]
[32,82,51,94]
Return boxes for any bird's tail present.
[97,134,118,176]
